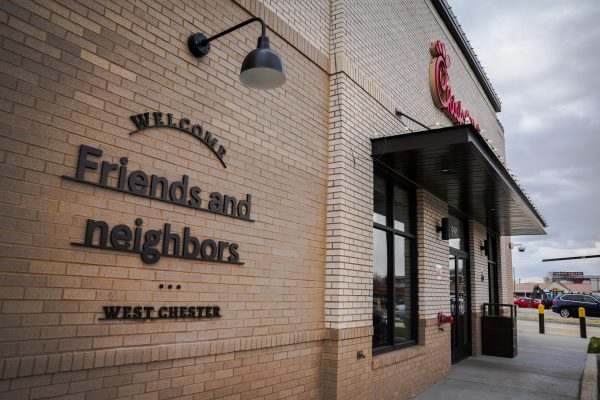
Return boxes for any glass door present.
[450,251,471,363]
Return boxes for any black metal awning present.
[371,125,547,236]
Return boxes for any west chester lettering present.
[72,218,241,265]
[63,145,252,221]
[100,305,221,320]
[129,111,227,168]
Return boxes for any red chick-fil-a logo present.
[429,40,480,131]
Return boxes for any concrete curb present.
[581,353,599,400]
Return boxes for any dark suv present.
[551,294,600,318]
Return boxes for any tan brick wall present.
[0,0,516,399]
[326,74,404,329]
[0,0,329,397]
[1,340,323,399]
[469,220,487,356]
[323,71,456,396]
[322,327,372,399]
[331,0,506,158]
[499,236,513,305]
[257,0,331,55]
[372,321,450,399]
[232,0,330,72]
[324,1,513,397]
[417,190,450,320]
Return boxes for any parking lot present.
[516,305,600,319]
[515,304,600,336]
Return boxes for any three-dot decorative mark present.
[158,284,182,290]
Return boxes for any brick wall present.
[469,220,488,356]
[0,0,516,399]
[0,0,329,397]
[258,0,330,55]
[499,236,513,304]
[372,322,450,399]
[417,190,450,320]
[324,0,512,397]
[1,340,323,399]
[331,0,506,157]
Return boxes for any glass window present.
[487,237,496,260]
[583,295,597,303]
[373,174,387,225]
[372,171,417,350]
[564,295,583,302]
[448,215,466,251]
[373,228,389,347]
[393,235,411,343]
[393,186,410,231]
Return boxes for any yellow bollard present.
[579,307,587,338]
[538,304,545,334]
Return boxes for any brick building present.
[0,0,546,399]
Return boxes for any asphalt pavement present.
[519,318,600,337]
[517,306,600,319]
[516,306,600,327]
[415,321,590,400]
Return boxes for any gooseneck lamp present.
[188,17,285,90]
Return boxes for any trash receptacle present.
[482,303,517,358]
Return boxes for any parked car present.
[513,297,541,308]
[551,294,600,318]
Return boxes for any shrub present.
[587,337,600,353]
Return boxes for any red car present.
[513,297,541,308]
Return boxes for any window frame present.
[487,233,499,304]
[372,168,418,355]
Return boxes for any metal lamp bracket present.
[188,17,267,58]
[188,33,211,57]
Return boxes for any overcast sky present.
[449,0,600,281]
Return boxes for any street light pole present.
[542,255,600,262]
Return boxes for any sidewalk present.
[415,331,588,400]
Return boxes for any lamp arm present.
[203,17,266,45]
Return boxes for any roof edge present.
[430,0,503,112]
[463,126,547,228]
[371,125,547,230]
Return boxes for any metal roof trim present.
[430,0,503,112]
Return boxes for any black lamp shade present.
[240,35,285,90]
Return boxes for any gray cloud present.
[449,0,600,279]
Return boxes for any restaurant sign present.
[429,40,480,131]
[130,111,228,168]
[63,112,251,265]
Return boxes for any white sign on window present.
[435,264,443,280]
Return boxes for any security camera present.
[509,242,525,252]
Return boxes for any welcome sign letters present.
[63,111,249,265]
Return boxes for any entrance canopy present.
[371,125,547,235]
